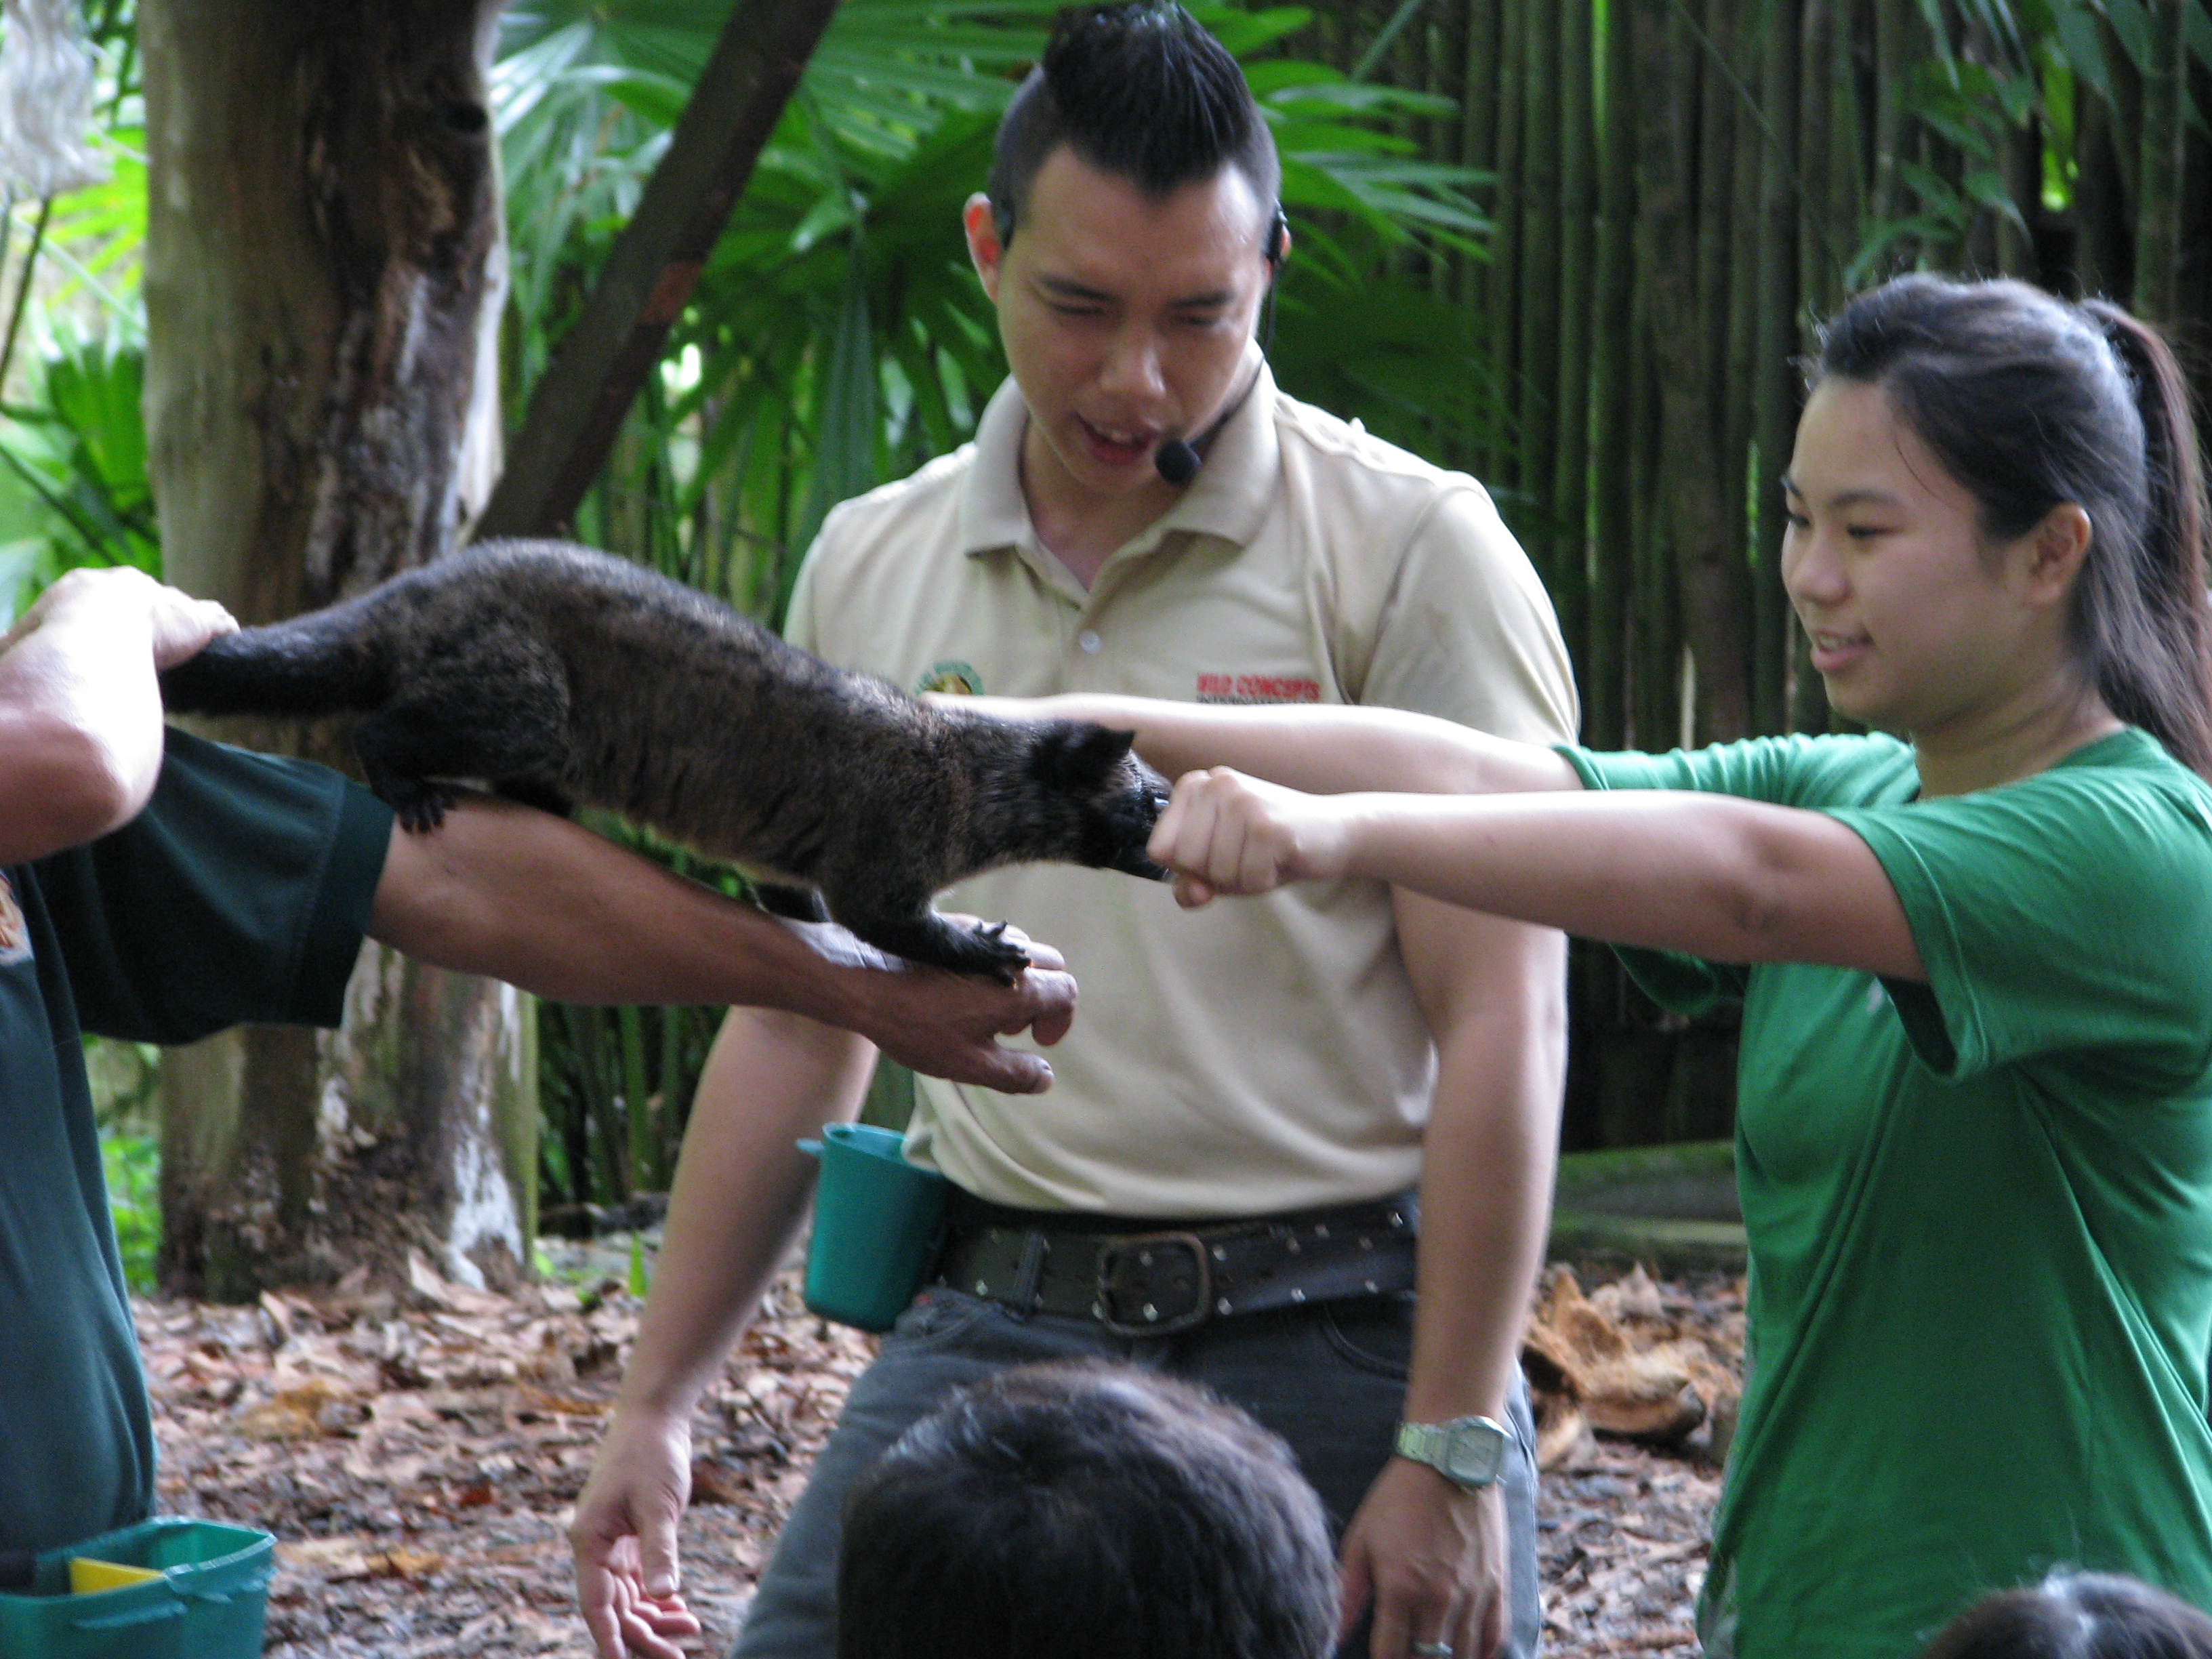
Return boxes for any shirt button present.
[1077,630,1103,654]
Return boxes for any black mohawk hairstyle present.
[988,1,1279,245]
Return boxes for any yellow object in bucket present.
[66,1558,161,1595]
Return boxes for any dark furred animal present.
[159,540,1170,981]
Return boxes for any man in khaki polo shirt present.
[571,8,1575,1659]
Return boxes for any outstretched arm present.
[0,568,237,863]
[946,693,1583,798]
[370,793,1076,1091]
[1151,769,1923,981]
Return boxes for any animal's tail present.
[159,612,386,716]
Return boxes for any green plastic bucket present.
[798,1122,951,1332]
[0,1518,273,1659]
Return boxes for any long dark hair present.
[1921,1572,2212,1659]
[1816,274,2212,778]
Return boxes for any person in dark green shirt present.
[1012,274,2212,1659]
[0,564,1077,1559]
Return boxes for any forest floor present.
[131,1250,1742,1658]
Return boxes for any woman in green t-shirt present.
[1010,274,2212,1659]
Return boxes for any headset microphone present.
[1155,436,1204,487]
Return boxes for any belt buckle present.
[1095,1231,1212,1336]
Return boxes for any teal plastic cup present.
[798,1123,952,1332]
[0,1517,272,1659]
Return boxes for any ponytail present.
[1818,276,2212,779]
[2078,302,2212,777]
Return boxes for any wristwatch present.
[1394,1415,1512,1489]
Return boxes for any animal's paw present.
[968,919,1034,985]
[383,778,459,834]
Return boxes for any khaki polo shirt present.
[786,363,1576,1216]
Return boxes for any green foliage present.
[1843,0,2212,287]
[101,1131,159,1294]
[0,333,159,613]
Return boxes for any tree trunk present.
[142,0,529,1297]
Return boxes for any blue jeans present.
[729,1286,1542,1659]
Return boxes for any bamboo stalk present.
[1551,0,1595,689]
[1721,2,1757,726]
[2183,59,2212,394]
[1996,112,2041,281]
[1519,0,1563,586]
[2134,0,2186,323]
[1870,0,1912,243]
[1797,0,1837,316]
[1834,0,1869,275]
[1631,0,1683,753]
[1753,0,1801,737]
[1489,0,1526,487]
[1459,0,1501,319]
[2076,83,2129,300]
[1589,0,1635,753]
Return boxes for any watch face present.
[1443,1421,1508,1485]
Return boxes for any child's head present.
[1923,1572,2212,1658]
[834,1361,1338,1659]
[1786,275,2211,772]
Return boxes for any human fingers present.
[1172,871,1217,909]
[1465,1486,1509,1659]
[570,1415,691,1659]
[605,1572,697,1659]
[867,973,1070,1094]
[938,917,1068,976]
[613,1578,703,1654]
[1008,964,1079,1048]
[1147,769,1238,889]
[996,924,1066,975]
[144,586,241,670]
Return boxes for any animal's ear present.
[1038,721,1138,786]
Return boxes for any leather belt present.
[933,1192,1419,1337]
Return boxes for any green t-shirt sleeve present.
[1557,735,1918,1017]
[34,726,394,1044]
[1826,771,2212,1084]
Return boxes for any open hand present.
[1146,767,1356,907]
[1340,1458,1508,1659]
[789,916,1078,1093]
[571,1406,703,1659]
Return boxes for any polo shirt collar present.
[956,348,1284,563]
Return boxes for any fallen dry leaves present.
[134,1252,1742,1658]
[1530,1267,1746,1659]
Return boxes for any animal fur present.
[159,539,1171,981]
